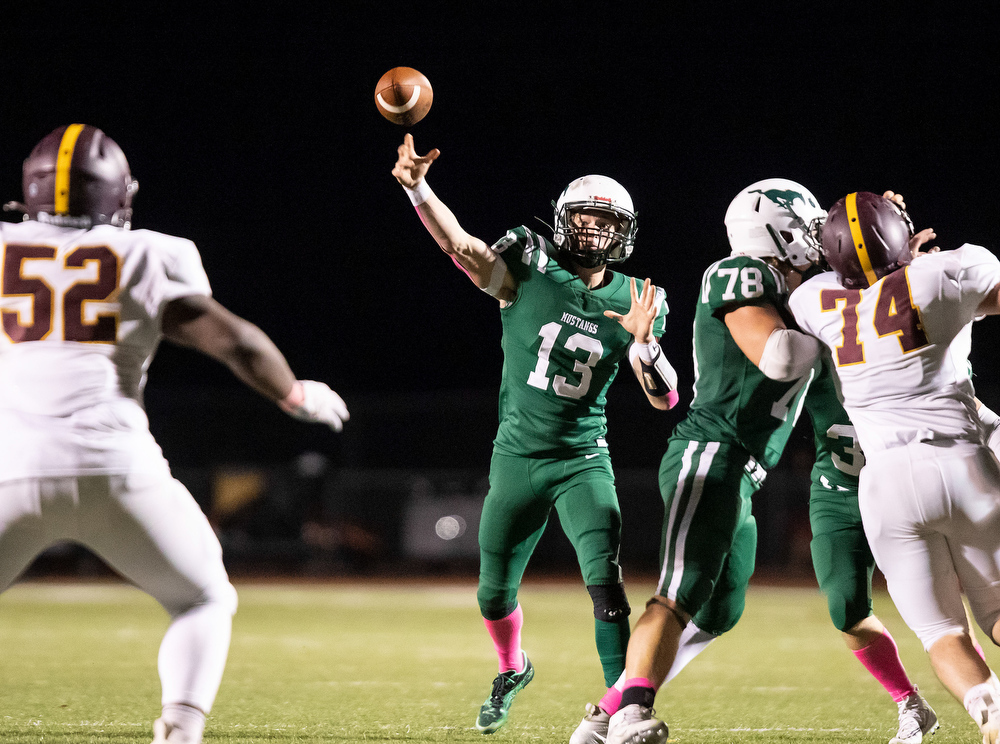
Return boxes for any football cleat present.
[151,717,202,744]
[606,703,668,744]
[475,652,534,734]
[570,702,611,744]
[889,690,938,744]
[968,685,1000,744]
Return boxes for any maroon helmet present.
[821,191,913,289]
[19,124,138,229]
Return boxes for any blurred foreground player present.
[0,124,348,744]
[789,192,1000,744]
[393,133,679,735]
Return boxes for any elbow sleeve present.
[757,328,820,382]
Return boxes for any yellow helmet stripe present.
[845,192,879,287]
[54,124,86,215]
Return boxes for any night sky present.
[2,5,998,466]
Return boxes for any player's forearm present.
[405,181,494,278]
[630,342,680,410]
[212,321,297,402]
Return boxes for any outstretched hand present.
[910,228,940,258]
[604,277,659,344]
[882,191,940,258]
[281,380,350,432]
[392,133,440,188]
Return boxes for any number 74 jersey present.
[788,244,1000,454]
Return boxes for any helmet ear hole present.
[780,230,794,243]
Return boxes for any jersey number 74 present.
[820,269,928,366]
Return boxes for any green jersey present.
[673,255,812,469]
[804,356,864,491]
[489,226,668,457]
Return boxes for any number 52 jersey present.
[490,226,668,458]
[788,245,1000,455]
[0,219,211,480]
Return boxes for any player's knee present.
[477,585,517,621]
[916,621,968,652]
[587,583,631,623]
[828,596,871,633]
[212,580,238,617]
[167,579,238,619]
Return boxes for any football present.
[374,67,433,126]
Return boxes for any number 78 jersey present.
[788,245,1000,454]
[491,226,668,457]
[673,255,812,470]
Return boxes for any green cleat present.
[475,652,535,734]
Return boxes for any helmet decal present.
[748,188,820,211]
[18,124,138,229]
[844,192,880,288]
[725,178,827,270]
[821,191,913,289]
[54,124,86,216]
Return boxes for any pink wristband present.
[279,381,304,411]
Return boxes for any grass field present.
[0,577,989,743]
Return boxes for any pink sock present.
[853,630,915,702]
[483,605,524,673]
[623,677,654,691]
[973,634,987,662]
[599,686,623,715]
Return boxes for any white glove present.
[281,380,349,432]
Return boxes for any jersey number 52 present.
[1,244,119,344]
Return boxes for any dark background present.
[2,4,998,577]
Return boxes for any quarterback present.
[0,124,348,744]
[789,191,1000,743]
[392,133,678,737]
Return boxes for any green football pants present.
[809,481,875,631]
[656,438,757,634]
[477,451,623,619]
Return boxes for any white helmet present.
[552,175,637,268]
[724,178,826,270]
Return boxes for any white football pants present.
[859,441,1000,651]
[0,472,237,712]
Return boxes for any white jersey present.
[789,244,1000,454]
[0,219,211,480]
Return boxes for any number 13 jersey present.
[490,226,668,458]
[788,245,1000,454]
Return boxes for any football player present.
[0,124,349,744]
[392,133,679,736]
[789,192,1000,744]
[607,180,934,744]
